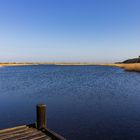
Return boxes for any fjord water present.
[0,65,140,140]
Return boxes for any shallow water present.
[0,65,140,140]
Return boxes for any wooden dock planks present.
[0,104,66,140]
[0,125,52,140]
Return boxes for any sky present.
[0,0,140,63]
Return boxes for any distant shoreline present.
[0,62,140,72]
[0,62,119,67]
[0,63,37,67]
[0,62,102,67]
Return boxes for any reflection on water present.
[0,65,140,140]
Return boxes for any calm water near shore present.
[0,65,140,140]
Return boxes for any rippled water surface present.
[0,65,140,140]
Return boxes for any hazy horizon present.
[0,0,140,63]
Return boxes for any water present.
[0,65,140,140]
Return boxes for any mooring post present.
[36,104,47,129]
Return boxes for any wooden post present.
[36,104,46,129]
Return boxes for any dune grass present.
[105,63,140,72]
[119,63,140,72]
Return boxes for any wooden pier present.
[0,104,66,140]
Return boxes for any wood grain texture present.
[0,125,53,140]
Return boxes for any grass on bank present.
[106,63,140,72]
[119,63,140,72]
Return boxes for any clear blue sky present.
[0,0,140,63]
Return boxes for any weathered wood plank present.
[15,132,46,140]
[29,135,51,140]
[43,128,66,140]
[0,125,64,140]
[0,129,39,140]
[0,125,27,134]
[11,132,47,140]
[37,137,52,140]
[0,127,30,137]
